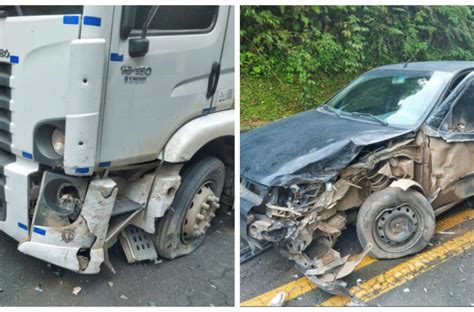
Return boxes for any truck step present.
[119,225,158,263]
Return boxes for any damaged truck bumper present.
[18,175,118,274]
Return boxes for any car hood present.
[240,108,412,187]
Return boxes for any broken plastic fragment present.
[268,291,286,307]
[72,287,81,295]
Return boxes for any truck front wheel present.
[356,187,435,259]
[154,156,225,260]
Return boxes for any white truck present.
[0,5,234,273]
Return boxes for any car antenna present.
[403,48,421,69]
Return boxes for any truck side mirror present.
[129,6,159,58]
[120,6,137,40]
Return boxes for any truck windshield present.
[324,69,448,127]
[0,6,83,16]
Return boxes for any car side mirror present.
[129,6,159,58]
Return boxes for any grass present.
[240,73,356,131]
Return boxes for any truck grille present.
[0,62,14,221]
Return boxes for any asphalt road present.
[0,212,234,307]
[241,205,474,307]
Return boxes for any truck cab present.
[0,5,234,273]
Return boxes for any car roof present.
[374,61,474,73]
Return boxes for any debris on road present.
[424,288,428,293]
[403,288,410,293]
[449,292,454,297]
[438,231,456,235]
[0,288,3,293]
[154,259,162,265]
[120,295,128,300]
[108,281,114,288]
[72,287,82,296]
[268,291,286,307]
[35,285,43,293]
[210,284,217,289]
[356,278,362,285]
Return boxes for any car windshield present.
[324,69,449,127]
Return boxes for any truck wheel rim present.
[181,181,220,244]
[373,204,422,253]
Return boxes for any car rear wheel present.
[154,156,225,260]
[356,187,435,259]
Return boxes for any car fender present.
[390,179,425,196]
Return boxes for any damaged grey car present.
[240,61,474,296]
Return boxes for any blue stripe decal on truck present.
[83,16,101,27]
[110,53,124,62]
[10,55,19,64]
[33,227,46,236]
[63,15,79,25]
[75,167,90,174]
[18,222,28,231]
[22,151,33,159]
[99,161,111,167]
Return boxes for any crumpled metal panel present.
[241,108,410,187]
[18,178,118,274]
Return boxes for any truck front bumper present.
[0,158,118,274]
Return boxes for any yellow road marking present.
[241,208,473,306]
[321,229,474,306]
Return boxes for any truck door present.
[99,6,230,167]
[424,73,474,209]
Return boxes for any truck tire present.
[356,187,435,259]
[154,156,225,260]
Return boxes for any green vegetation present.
[240,6,474,130]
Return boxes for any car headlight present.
[51,128,65,156]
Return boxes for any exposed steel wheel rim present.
[181,181,220,244]
[372,203,423,253]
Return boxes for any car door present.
[424,72,474,209]
[99,6,230,167]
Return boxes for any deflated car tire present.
[154,156,225,260]
[356,187,435,259]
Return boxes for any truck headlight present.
[51,128,65,156]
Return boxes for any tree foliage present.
[241,6,474,84]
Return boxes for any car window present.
[445,71,471,97]
[442,84,474,133]
[132,6,218,35]
[325,70,450,127]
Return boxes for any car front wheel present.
[356,187,435,259]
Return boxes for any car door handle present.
[206,62,221,99]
